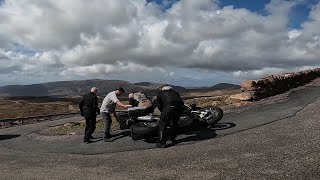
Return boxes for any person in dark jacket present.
[128,93,139,107]
[79,87,100,143]
[155,85,184,148]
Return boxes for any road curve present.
[0,85,320,179]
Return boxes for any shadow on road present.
[142,122,237,145]
[88,122,236,145]
[88,131,131,143]
[111,131,131,141]
[177,122,236,144]
[210,123,237,130]
[0,134,21,141]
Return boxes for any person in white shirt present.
[100,87,132,142]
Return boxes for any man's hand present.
[125,105,132,108]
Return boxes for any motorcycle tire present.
[201,106,223,125]
[178,115,194,127]
[131,122,159,136]
[130,126,142,141]
[117,112,130,130]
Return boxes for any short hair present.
[91,87,98,93]
[116,87,125,93]
[161,85,172,91]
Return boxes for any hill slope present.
[0,80,239,97]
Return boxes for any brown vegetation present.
[0,99,78,119]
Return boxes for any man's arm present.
[93,96,100,114]
[155,94,163,112]
[116,101,132,108]
[79,97,84,116]
[111,93,132,108]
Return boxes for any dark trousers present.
[84,116,96,140]
[159,107,181,144]
[101,112,112,138]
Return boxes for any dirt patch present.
[39,116,121,137]
[27,133,80,142]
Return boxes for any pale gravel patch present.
[26,133,80,142]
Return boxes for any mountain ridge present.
[0,79,240,97]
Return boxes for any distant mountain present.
[208,83,240,91]
[0,80,239,97]
[0,79,185,97]
[133,82,163,90]
[187,83,240,92]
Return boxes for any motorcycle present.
[117,103,223,141]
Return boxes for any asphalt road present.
[0,85,320,179]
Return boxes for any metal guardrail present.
[0,112,80,123]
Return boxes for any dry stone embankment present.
[231,68,320,101]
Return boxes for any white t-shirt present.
[100,91,119,113]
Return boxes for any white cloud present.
[288,30,302,39]
[1,0,320,86]
[61,62,158,77]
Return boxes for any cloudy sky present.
[1,0,320,87]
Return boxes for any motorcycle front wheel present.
[200,106,223,125]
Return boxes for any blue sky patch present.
[148,0,319,29]
[11,43,38,57]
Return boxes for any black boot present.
[156,130,167,148]
[156,142,166,148]
[84,139,92,144]
[170,138,177,146]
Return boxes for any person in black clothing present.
[128,93,139,107]
[79,87,100,143]
[155,85,184,148]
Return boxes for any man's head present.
[90,87,99,95]
[160,85,172,91]
[116,87,125,96]
[128,93,134,99]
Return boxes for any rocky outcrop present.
[232,68,320,101]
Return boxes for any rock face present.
[133,92,152,107]
[237,68,320,101]
[229,93,253,101]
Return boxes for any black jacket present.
[156,89,184,112]
[79,92,100,117]
[129,98,139,107]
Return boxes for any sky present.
[1,0,320,87]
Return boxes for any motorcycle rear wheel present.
[131,122,159,135]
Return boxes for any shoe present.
[89,136,94,139]
[156,143,166,148]
[105,133,113,138]
[84,139,92,144]
[104,138,113,142]
[170,139,177,146]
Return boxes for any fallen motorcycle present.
[117,103,223,141]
